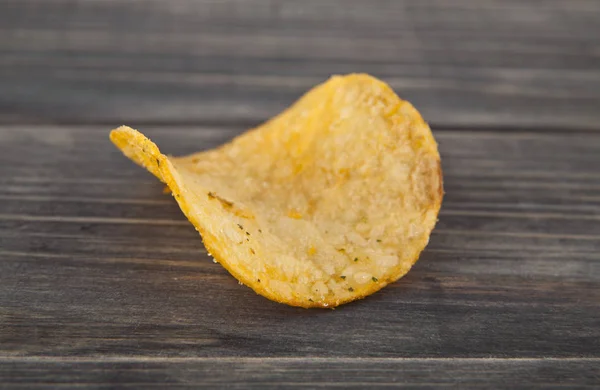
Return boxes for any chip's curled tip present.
[109,74,443,308]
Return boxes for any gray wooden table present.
[1,1,599,388]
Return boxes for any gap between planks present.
[1,123,600,134]
[3,195,600,214]
[0,356,598,363]
[1,214,600,241]
[3,209,600,223]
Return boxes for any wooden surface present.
[2,358,598,389]
[2,0,600,129]
[1,1,600,389]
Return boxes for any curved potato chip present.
[110,74,443,308]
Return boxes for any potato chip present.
[110,74,443,308]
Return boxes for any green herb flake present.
[372,277,378,282]
[376,239,381,243]
[237,224,243,230]
[348,287,354,292]
[340,275,346,280]
[354,257,358,262]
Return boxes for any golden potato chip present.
[110,74,443,308]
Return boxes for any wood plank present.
[1,0,599,128]
[0,125,599,361]
[1,357,599,389]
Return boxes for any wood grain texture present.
[1,0,600,129]
[2,357,599,389]
[0,125,598,375]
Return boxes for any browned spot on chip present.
[208,191,234,208]
[208,191,254,219]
